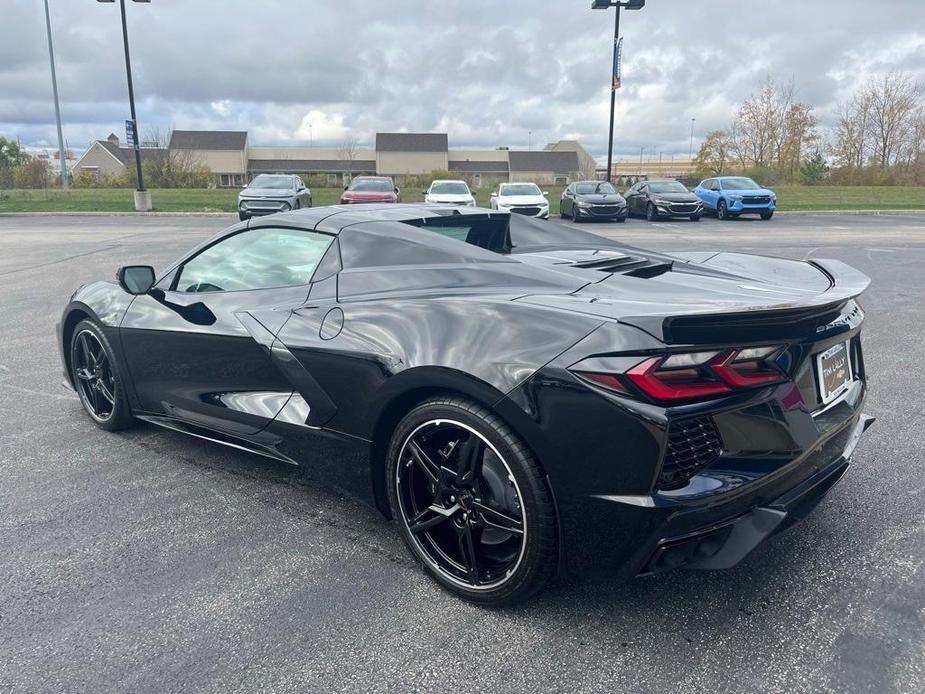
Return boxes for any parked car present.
[340,176,401,204]
[560,180,628,222]
[424,179,476,206]
[693,176,777,220]
[59,205,873,606]
[238,174,311,221]
[490,182,549,219]
[624,180,703,221]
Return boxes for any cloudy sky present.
[4,0,924,162]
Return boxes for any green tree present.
[800,151,829,185]
[0,135,25,168]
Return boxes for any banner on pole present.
[125,119,138,150]
[612,37,623,91]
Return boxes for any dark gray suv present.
[238,174,312,221]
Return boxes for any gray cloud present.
[4,0,924,160]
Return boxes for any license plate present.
[816,342,852,405]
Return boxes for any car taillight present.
[573,346,785,403]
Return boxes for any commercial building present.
[74,129,593,187]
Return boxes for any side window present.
[175,227,333,293]
[712,180,721,191]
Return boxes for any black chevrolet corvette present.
[59,204,873,605]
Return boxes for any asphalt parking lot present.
[1,212,923,693]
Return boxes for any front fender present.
[57,281,135,389]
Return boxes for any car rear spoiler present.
[621,258,870,344]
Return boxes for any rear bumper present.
[641,413,873,573]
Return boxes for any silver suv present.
[238,174,312,221]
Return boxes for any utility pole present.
[689,117,696,159]
[98,0,151,210]
[592,1,645,182]
[42,0,68,190]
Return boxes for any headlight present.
[540,200,549,207]
[770,193,777,200]
[730,194,743,201]
[653,198,671,206]
[576,201,591,208]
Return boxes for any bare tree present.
[865,72,923,167]
[693,130,734,175]
[831,91,873,169]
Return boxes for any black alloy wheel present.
[646,202,658,221]
[387,398,557,606]
[761,211,774,220]
[70,320,134,430]
[690,214,701,222]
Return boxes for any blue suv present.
[693,176,776,220]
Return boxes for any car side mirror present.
[490,192,498,197]
[117,265,156,295]
[344,185,349,191]
[394,187,400,194]
[542,191,549,197]
[422,190,428,196]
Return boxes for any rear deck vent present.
[660,417,723,490]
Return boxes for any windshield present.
[500,183,541,196]
[430,182,470,195]
[249,175,293,190]
[349,179,393,192]
[647,181,689,194]
[575,182,617,195]
[721,177,760,190]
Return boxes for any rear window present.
[404,215,511,252]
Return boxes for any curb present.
[2,209,925,218]
[774,210,925,216]
[0,211,235,217]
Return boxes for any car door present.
[561,184,574,216]
[623,183,638,214]
[703,179,721,209]
[119,225,335,436]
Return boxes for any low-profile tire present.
[386,397,558,607]
[646,202,658,221]
[614,216,626,223]
[690,214,701,222]
[717,199,730,220]
[760,211,774,220]
[69,319,135,431]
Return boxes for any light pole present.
[591,0,645,182]
[42,0,68,190]
[97,0,151,211]
[689,117,696,159]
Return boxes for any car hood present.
[574,193,626,204]
[343,190,396,200]
[498,195,547,206]
[649,192,700,203]
[726,188,774,196]
[511,248,869,343]
[427,193,473,203]
[240,187,294,198]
